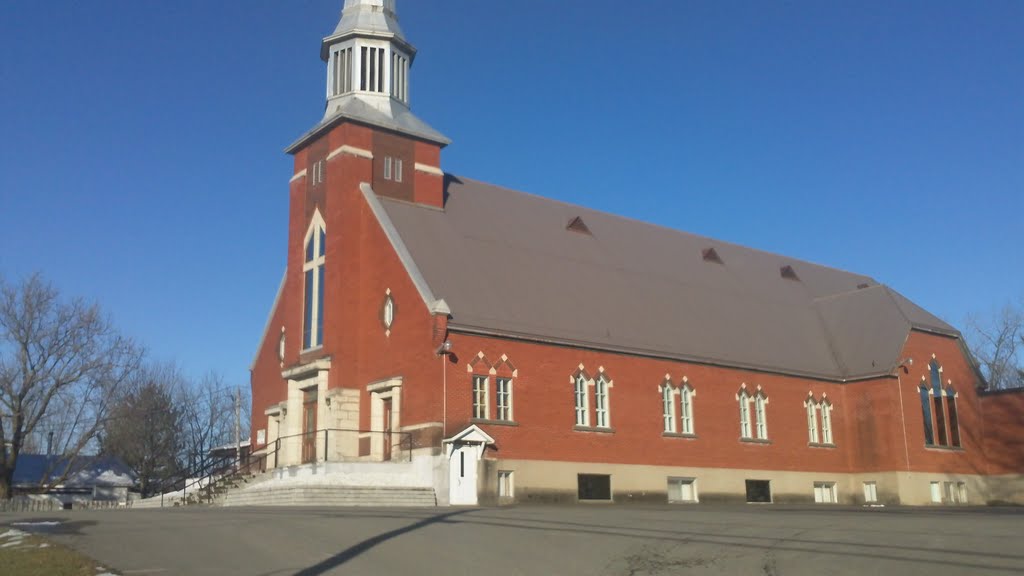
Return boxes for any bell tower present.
[286,0,449,208]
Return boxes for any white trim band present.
[328,145,374,161]
[414,162,444,176]
[289,170,307,184]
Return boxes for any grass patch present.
[0,533,110,576]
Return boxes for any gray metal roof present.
[321,0,409,60]
[286,96,451,153]
[378,176,959,381]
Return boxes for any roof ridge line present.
[449,174,876,281]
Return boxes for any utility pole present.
[234,387,241,472]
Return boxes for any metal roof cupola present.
[297,0,449,148]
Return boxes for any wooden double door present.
[302,388,317,464]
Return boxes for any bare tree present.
[100,362,185,497]
[0,273,142,499]
[179,372,229,475]
[967,300,1024,390]
[178,373,250,477]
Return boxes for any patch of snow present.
[39,543,50,548]
[2,540,25,548]
[11,521,62,528]
[0,529,27,539]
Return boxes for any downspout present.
[894,357,914,503]
[896,371,911,472]
[443,352,447,437]
[431,298,452,439]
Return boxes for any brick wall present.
[251,121,1024,479]
[438,329,1024,476]
[251,120,447,448]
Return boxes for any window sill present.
[808,442,837,449]
[470,418,519,427]
[574,425,615,434]
[740,438,772,445]
[924,444,964,452]
[300,345,324,355]
[663,432,698,440]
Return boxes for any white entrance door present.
[449,443,479,505]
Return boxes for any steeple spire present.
[321,0,408,56]
[287,0,449,153]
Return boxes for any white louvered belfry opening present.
[328,39,410,103]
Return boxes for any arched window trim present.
[930,359,949,446]
[754,392,768,440]
[805,396,819,444]
[820,399,833,444]
[919,382,934,445]
[946,384,961,448]
[661,382,676,433]
[680,383,694,435]
[571,367,591,428]
[594,373,611,428]
[738,388,752,439]
[302,211,327,350]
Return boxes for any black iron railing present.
[253,428,416,471]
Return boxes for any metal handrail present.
[159,453,236,507]
[261,427,415,469]
[158,428,417,506]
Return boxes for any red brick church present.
[250,0,1024,506]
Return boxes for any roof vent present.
[857,283,870,289]
[702,247,723,264]
[780,265,800,281]
[566,216,591,235]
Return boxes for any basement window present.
[668,477,698,503]
[578,474,611,501]
[498,471,514,498]
[863,481,878,503]
[745,479,772,503]
[813,481,837,503]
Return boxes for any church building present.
[250,0,1024,507]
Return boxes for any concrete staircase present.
[132,470,275,509]
[222,485,437,507]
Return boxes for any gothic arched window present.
[302,213,326,350]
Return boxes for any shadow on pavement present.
[291,509,471,576]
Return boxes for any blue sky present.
[1,1,1021,386]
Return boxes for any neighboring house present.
[209,440,251,472]
[250,0,1024,506]
[13,455,136,506]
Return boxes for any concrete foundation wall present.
[477,459,1024,506]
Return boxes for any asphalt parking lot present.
[4,504,1022,575]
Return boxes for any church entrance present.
[382,398,393,462]
[302,388,318,464]
[443,425,494,506]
